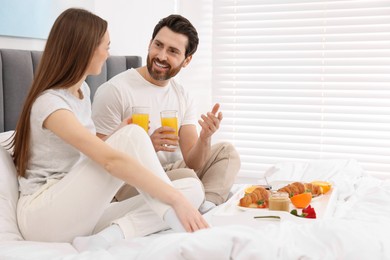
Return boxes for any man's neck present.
[137,66,169,87]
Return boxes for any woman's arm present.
[44,109,208,231]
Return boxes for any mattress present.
[1,159,390,260]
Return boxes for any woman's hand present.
[171,194,210,232]
[118,116,133,130]
[97,116,133,140]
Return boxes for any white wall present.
[177,0,213,115]
[0,0,212,115]
[0,36,45,51]
[95,0,175,61]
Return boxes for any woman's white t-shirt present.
[19,82,95,195]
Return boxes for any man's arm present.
[179,103,223,171]
[179,125,209,170]
[91,82,124,138]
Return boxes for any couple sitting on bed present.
[7,8,240,251]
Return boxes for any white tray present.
[211,181,338,227]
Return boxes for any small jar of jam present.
[268,191,290,212]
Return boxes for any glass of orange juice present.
[160,110,178,136]
[132,106,150,133]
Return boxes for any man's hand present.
[150,126,179,152]
[198,103,223,141]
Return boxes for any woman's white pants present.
[17,125,205,242]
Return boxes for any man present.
[92,14,240,212]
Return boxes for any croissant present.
[278,182,321,197]
[239,186,270,208]
[303,183,322,196]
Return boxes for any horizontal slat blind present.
[212,0,390,179]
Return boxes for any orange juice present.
[132,106,150,133]
[161,116,178,136]
[132,113,149,133]
[160,110,178,136]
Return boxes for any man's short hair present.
[152,14,199,57]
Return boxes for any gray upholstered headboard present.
[0,49,142,132]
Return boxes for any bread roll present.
[278,182,321,197]
[239,186,270,208]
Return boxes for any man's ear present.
[182,55,193,68]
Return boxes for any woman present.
[10,8,208,251]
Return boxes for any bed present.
[1,49,390,259]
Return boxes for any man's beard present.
[146,55,184,81]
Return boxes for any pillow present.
[0,131,23,241]
[0,131,14,148]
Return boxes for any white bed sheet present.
[1,159,390,260]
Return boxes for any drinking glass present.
[160,110,178,136]
[132,106,150,133]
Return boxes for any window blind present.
[212,0,390,180]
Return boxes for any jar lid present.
[270,191,289,198]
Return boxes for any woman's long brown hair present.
[10,8,107,177]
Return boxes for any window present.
[212,0,390,180]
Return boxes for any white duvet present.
[1,159,390,260]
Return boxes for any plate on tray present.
[236,194,323,212]
[211,181,337,228]
[234,182,335,219]
[236,205,268,211]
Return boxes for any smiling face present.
[87,30,110,76]
[146,27,192,86]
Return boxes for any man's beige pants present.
[114,142,241,205]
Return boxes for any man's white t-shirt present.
[19,83,95,195]
[92,69,197,166]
